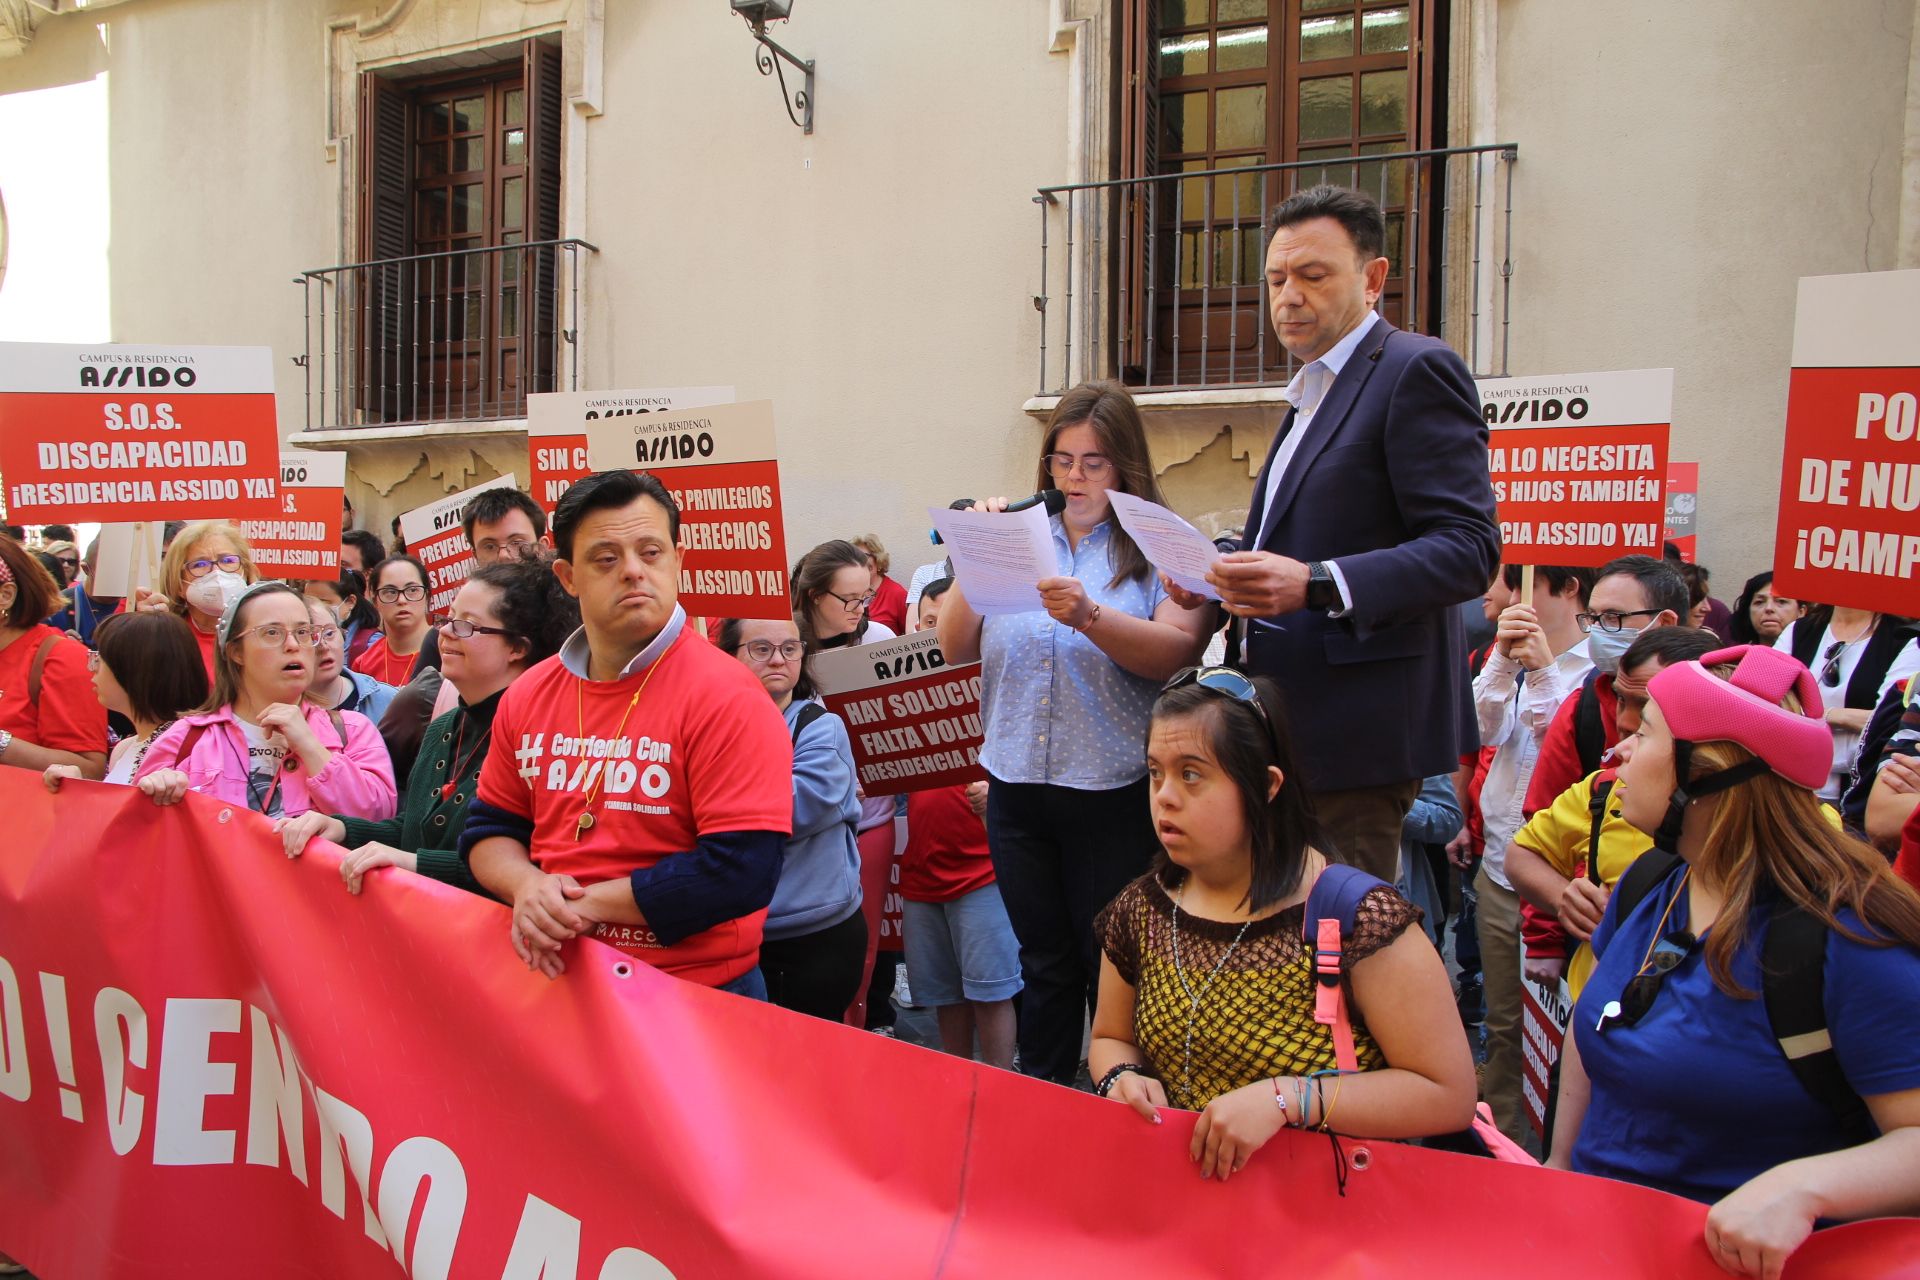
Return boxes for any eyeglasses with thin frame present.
[1575,608,1660,634]
[376,583,428,604]
[231,623,317,647]
[1597,929,1695,1032]
[825,588,875,614]
[1044,452,1113,481]
[308,624,341,647]
[432,614,518,640]
[184,554,244,580]
[477,536,537,559]
[740,639,805,664]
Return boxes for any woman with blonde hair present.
[1549,644,1920,1277]
[133,519,261,677]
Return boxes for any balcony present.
[294,238,596,433]
[1030,144,1517,400]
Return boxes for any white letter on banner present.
[499,1195,580,1280]
[245,1006,307,1185]
[93,987,148,1156]
[316,1086,390,1247]
[152,998,241,1165]
[599,1248,678,1280]
[0,957,28,1102]
[377,1136,468,1280]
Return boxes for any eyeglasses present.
[825,588,875,614]
[1575,609,1660,634]
[184,554,244,580]
[432,614,518,640]
[1162,665,1279,754]
[56,557,79,568]
[231,623,316,647]
[1044,452,1112,481]
[309,625,341,646]
[477,537,536,558]
[740,639,805,663]
[1597,929,1696,1032]
[375,583,428,604]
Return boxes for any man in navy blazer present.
[1170,185,1499,880]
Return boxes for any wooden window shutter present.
[356,70,412,421]
[523,37,564,391]
[1117,0,1159,377]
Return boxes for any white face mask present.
[185,569,248,616]
[1585,624,1639,676]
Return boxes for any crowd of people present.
[3,182,1918,1278]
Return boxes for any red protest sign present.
[809,631,987,796]
[397,474,519,614]
[1519,962,1571,1141]
[243,451,345,578]
[0,343,280,523]
[1773,271,1920,615]
[584,399,790,620]
[527,385,734,512]
[1664,462,1699,562]
[1477,369,1673,568]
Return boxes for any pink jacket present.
[135,703,397,821]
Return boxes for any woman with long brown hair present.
[938,380,1212,1086]
[1548,644,1920,1278]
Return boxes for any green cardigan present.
[338,690,503,894]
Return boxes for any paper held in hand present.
[1105,491,1224,601]
[926,502,1057,615]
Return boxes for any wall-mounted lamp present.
[730,0,814,134]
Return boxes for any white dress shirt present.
[1473,638,1595,889]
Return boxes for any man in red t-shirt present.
[462,470,793,994]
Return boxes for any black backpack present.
[1571,670,1608,778]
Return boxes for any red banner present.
[244,451,346,578]
[398,475,520,615]
[1,773,1912,1278]
[0,343,281,524]
[1519,962,1571,1141]
[528,386,735,513]
[1665,461,1699,562]
[808,632,987,797]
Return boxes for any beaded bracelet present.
[1095,1062,1154,1098]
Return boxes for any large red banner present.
[1,773,1911,1278]
[808,632,987,796]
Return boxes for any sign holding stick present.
[243,451,346,578]
[1773,270,1920,616]
[582,399,790,620]
[88,521,165,600]
[808,631,988,796]
[528,385,735,512]
[398,475,520,614]
[0,343,281,523]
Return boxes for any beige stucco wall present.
[1485,0,1913,586]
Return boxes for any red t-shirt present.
[869,576,909,636]
[0,625,108,757]
[352,635,421,687]
[1522,674,1619,818]
[900,785,995,904]
[191,620,218,679]
[476,627,794,986]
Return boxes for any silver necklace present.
[1170,882,1255,1101]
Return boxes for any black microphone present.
[931,490,1066,544]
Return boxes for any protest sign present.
[1477,369,1673,570]
[527,385,735,512]
[3,771,1912,1279]
[0,343,280,523]
[1519,956,1572,1142]
[1664,462,1699,562]
[243,451,346,578]
[86,521,166,600]
[397,474,519,614]
[582,399,789,620]
[808,630,987,796]
[1772,270,1920,616]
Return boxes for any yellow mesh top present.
[1097,869,1422,1111]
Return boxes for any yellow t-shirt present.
[1512,770,1648,1000]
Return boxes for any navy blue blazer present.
[1241,319,1499,791]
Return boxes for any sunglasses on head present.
[1162,665,1279,750]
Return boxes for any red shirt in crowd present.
[868,576,909,636]
[901,784,995,904]
[1523,673,1619,818]
[474,626,793,987]
[0,625,108,757]
[352,634,422,688]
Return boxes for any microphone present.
[931,490,1066,544]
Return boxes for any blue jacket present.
[341,670,398,726]
[1243,319,1500,790]
[765,699,864,941]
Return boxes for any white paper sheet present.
[1106,490,1223,600]
[927,502,1057,615]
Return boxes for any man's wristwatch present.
[1305,561,1339,613]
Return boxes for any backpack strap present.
[1761,899,1877,1144]
[791,701,827,745]
[1304,863,1392,1074]
[26,633,58,706]
[1585,770,1618,886]
[1609,848,1684,924]
[1572,670,1606,776]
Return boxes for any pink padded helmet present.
[1645,645,1832,791]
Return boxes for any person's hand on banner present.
[512,871,587,956]
[275,811,346,859]
[1037,577,1094,631]
[1704,1164,1820,1279]
[1190,1079,1291,1182]
[42,764,82,793]
[1206,552,1308,619]
[137,769,191,806]
[1106,1069,1168,1125]
[339,842,417,895]
[132,587,171,614]
[1496,602,1553,671]
[1558,876,1610,942]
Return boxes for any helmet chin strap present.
[1655,740,1774,851]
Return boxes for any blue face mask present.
[1585,624,1640,676]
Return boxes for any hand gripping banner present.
[0,772,1911,1278]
